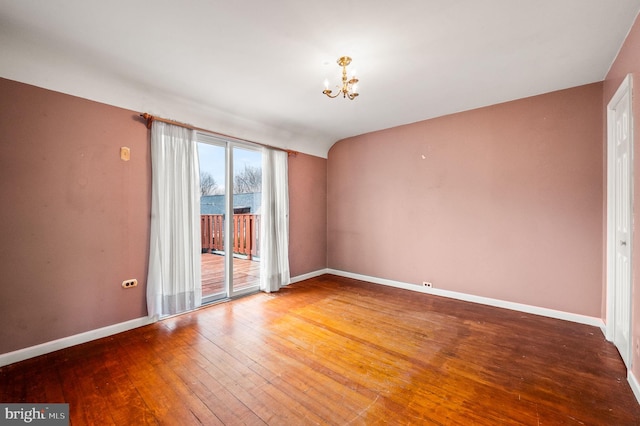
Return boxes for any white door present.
[607,74,633,368]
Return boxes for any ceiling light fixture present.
[323,56,359,100]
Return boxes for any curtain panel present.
[260,148,291,293]
[147,121,202,319]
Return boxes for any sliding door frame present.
[198,132,262,301]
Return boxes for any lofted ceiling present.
[1,1,639,157]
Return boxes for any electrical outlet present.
[122,279,138,289]
[422,281,433,288]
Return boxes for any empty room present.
[2,1,640,424]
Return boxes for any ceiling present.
[1,1,639,157]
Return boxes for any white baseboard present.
[630,370,640,405]
[0,316,155,368]
[290,268,329,284]
[326,269,605,329]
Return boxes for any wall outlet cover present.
[122,279,138,288]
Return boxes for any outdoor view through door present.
[199,137,262,303]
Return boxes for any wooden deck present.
[201,252,260,296]
[1,275,639,424]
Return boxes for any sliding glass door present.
[199,141,227,301]
[231,146,262,293]
[198,134,262,303]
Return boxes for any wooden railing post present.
[200,215,213,252]
[245,215,253,260]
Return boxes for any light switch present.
[120,147,131,161]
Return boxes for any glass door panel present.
[231,146,262,295]
[199,142,227,303]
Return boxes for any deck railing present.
[201,214,260,260]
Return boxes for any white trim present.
[0,316,155,368]
[225,142,234,297]
[327,269,604,329]
[290,268,329,284]
[629,370,640,405]
[606,79,616,341]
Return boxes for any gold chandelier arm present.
[323,89,341,99]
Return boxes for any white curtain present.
[260,148,290,293]
[147,121,202,319]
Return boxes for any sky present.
[197,143,262,193]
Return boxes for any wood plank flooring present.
[1,274,639,425]
[201,253,260,296]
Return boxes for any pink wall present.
[288,153,327,277]
[328,83,604,317]
[0,78,151,354]
[0,78,329,355]
[604,12,640,380]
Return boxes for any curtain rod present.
[139,113,298,157]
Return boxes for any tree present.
[200,171,219,196]
[234,164,262,194]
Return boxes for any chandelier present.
[322,56,359,100]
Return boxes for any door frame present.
[228,142,263,298]
[605,73,634,368]
[197,132,263,302]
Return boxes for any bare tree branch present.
[234,165,262,194]
[200,171,219,196]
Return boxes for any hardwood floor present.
[1,275,639,425]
